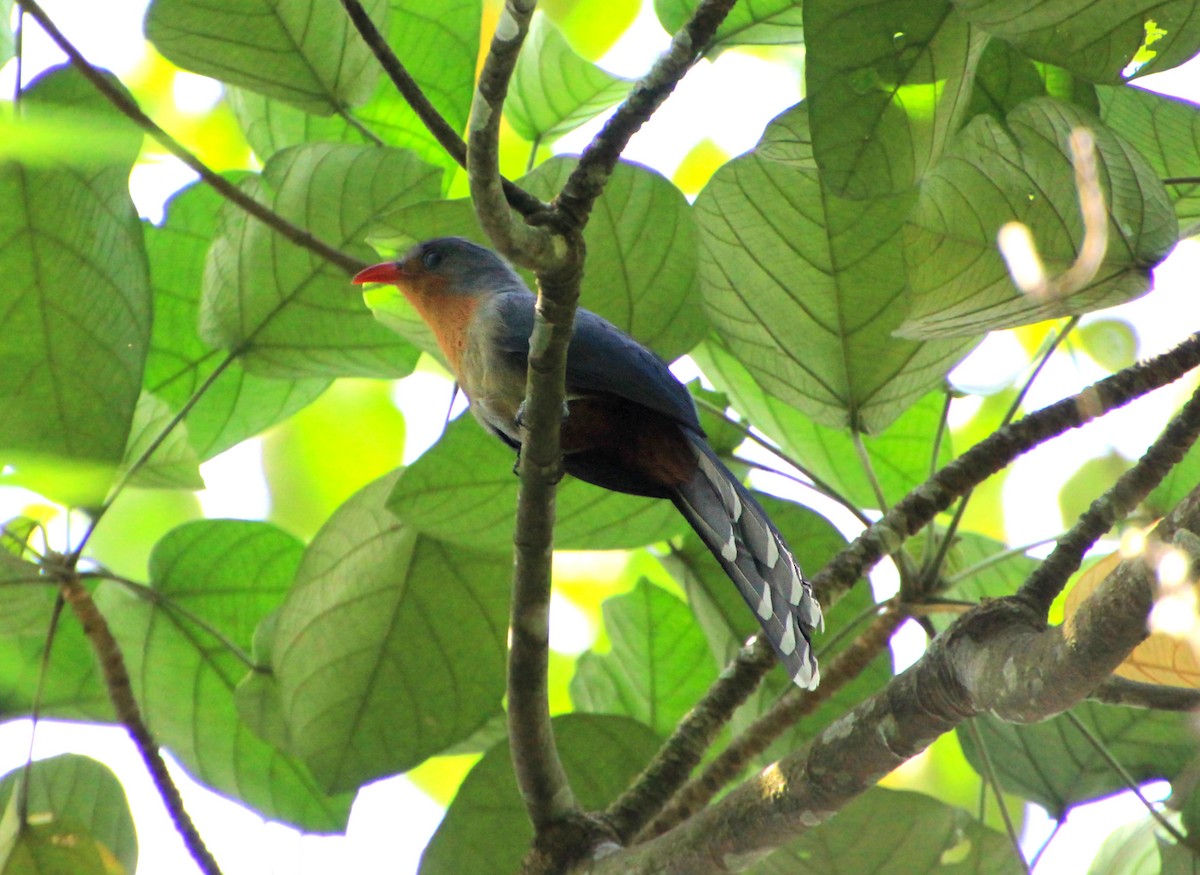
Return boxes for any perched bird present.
[353,237,823,688]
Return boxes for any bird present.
[353,237,823,688]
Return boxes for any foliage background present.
[4,0,1200,873]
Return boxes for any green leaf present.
[695,104,975,432]
[227,0,479,172]
[145,0,387,114]
[145,180,330,461]
[805,0,986,197]
[1089,816,1172,875]
[120,393,205,490]
[0,754,137,875]
[419,715,661,875]
[571,580,718,735]
[386,415,687,552]
[262,379,406,539]
[967,38,1099,121]
[958,701,1197,817]
[900,98,1177,339]
[1100,85,1200,230]
[1147,430,1200,517]
[371,157,707,361]
[749,787,1024,874]
[273,471,511,792]
[506,13,630,143]
[0,67,150,506]
[0,551,54,637]
[94,519,353,831]
[0,614,111,722]
[694,341,952,509]
[1078,317,1138,371]
[952,0,1200,82]
[1059,452,1132,525]
[201,143,437,378]
[0,814,115,875]
[0,0,12,67]
[655,0,803,48]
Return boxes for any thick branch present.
[813,330,1200,607]
[17,0,363,276]
[639,606,906,840]
[338,0,548,220]
[586,438,1200,874]
[556,0,737,228]
[60,576,222,875]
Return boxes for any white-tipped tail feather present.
[673,439,823,689]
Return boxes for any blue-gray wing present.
[491,293,701,433]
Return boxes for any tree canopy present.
[3,0,1200,873]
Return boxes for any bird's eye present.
[421,250,443,269]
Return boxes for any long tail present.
[672,437,823,689]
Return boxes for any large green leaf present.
[750,787,1023,874]
[0,613,111,722]
[386,415,687,552]
[228,0,479,172]
[0,0,12,67]
[505,13,630,143]
[0,754,137,875]
[952,0,1200,83]
[95,520,353,831]
[695,103,975,432]
[1100,85,1200,230]
[967,37,1099,121]
[145,0,387,114]
[145,180,330,461]
[693,340,952,510]
[201,143,437,378]
[0,67,150,506]
[419,715,661,875]
[958,701,1198,817]
[272,471,511,791]
[370,157,706,361]
[655,0,803,48]
[571,580,719,735]
[900,98,1177,339]
[805,0,986,197]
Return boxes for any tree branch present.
[337,0,549,220]
[467,0,556,266]
[556,0,737,228]
[586,411,1200,874]
[1089,677,1200,710]
[813,330,1200,608]
[601,636,779,843]
[59,573,222,875]
[15,0,363,275]
[639,605,906,840]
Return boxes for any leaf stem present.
[16,0,364,275]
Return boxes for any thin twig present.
[60,575,223,875]
[16,0,364,276]
[337,0,547,220]
[17,594,65,825]
[851,431,888,511]
[1018,383,1200,615]
[83,572,257,670]
[963,719,1027,869]
[1064,710,1189,845]
[556,0,738,227]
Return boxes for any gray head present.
[396,237,526,297]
